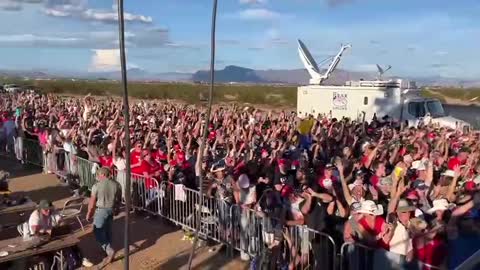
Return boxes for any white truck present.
[296,39,469,129]
[3,84,23,93]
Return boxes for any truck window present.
[363,97,368,105]
[408,102,425,118]
[426,100,446,118]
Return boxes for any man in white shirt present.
[385,199,415,268]
[23,200,59,239]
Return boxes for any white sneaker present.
[82,258,94,267]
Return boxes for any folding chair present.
[59,196,86,231]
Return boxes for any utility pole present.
[187,0,218,269]
[115,0,132,269]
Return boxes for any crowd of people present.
[1,91,480,269]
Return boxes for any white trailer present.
[296,40,469,129]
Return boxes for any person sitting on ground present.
[21,199,94,268]
[24,199,59,239]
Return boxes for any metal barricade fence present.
[76,157,97,190]
[157,181,231,245]
[11,139,342,268]
[23,138,44,167]
[340,242,445,270]
[230,204,337,270]
[131,173,161,216]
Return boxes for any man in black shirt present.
[273,159,295,191]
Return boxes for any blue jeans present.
[93,208,114,256]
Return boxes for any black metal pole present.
[116,1,132,269]
[187,0,218,269]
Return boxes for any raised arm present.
[337,161,353,206]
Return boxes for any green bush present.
[17,79,298,107]
[426,87,480,101]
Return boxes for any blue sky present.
[0,0,479,79]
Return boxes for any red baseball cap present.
[176,151,186,163]
[278,159,287,166]
[406,190,419,200]
[464,181,476,191]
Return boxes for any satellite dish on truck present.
[298,39,322,84]
[297,39,351,85]
[376,64,392,80]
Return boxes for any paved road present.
[444,104,480,128]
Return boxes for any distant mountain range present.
[1,66,479,87]
[0,68,192,82]
[192,65,374,85]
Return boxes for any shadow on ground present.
[77,214,177,266]
[139,245,246,270]
[0,156,43,179]
[12,186,72,205]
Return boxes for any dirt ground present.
[1,157,248,270]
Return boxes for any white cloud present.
[0,34,82,47]
[82,9,153,24]
[43,8,70,17]
[0,1,22,11]
[38,0,153,24]
[89,49,121,72]
[0,28,170,49]
[89,48,140,72]
[327,0,354,7]
[237,8,281,20]
[239,0,268,4]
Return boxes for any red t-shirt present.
[370,175,380,187]
[132,160,150,176]
[130,150,142,166]
[152,150,167,163]
[178,161,191,171]
[414,236,447,269]
[98,156,113,168]
[447,157,461,170]
[358,216,389,250]
[149,160,164,175]
[361,155,370,168]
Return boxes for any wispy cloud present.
[236,8,283,20]
[239,0,268,4]
[326,0,355,7]
[0,34,83,47]
[82,8,153,24]
[0,28,170,49]
[43,8,70,17]
[43,7,153,24]
[218,39,242,45]
[0,1,22,11]
[7,0,153,24]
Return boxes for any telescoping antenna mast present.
[297,39,351,85]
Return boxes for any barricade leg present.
[239,207,250,261]
[14,136,24,162]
